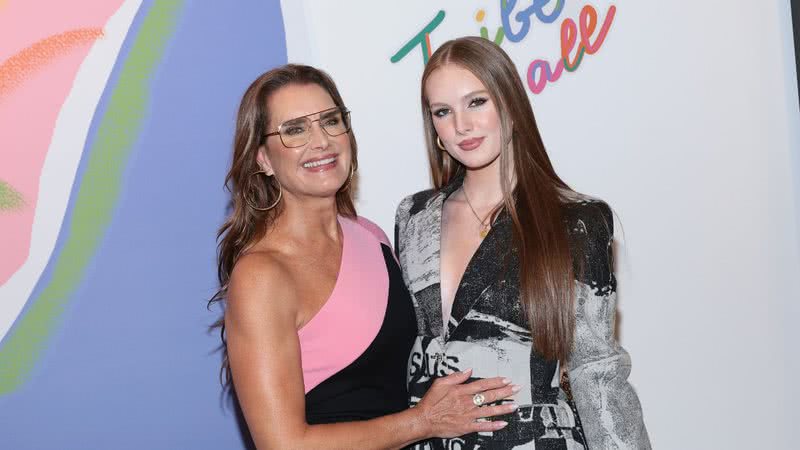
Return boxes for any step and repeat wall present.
[1,1,799,449]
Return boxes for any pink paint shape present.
[0,0,125,285]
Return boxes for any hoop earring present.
[245,171,282,211]
[436,136,446,151]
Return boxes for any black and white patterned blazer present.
[395,177,650,449]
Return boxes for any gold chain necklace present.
[461,187,495,238]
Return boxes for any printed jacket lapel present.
[446,213,513,340]
[401,191,445,337]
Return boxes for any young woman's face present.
[259,83,352,200]
[425,64,503,170]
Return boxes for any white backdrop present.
[280,1,800,448]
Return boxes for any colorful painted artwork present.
[2,2,796,449]
[0,1,287,447]
[1,3,618,445]
[1,0,139,387]
[390,2,616,94]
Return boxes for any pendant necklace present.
[461,186,496,239]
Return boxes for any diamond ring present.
[472,393,485,406]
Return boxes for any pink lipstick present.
[457,137,484,151]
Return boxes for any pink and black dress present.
[299,216,417,424]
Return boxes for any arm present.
[567,203,651,449]
[226,253,516,450]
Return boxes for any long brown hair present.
[421,37,575,363]
[209,64,358,386]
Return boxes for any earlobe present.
[256,146,274,176]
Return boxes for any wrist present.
[405,405,432,441]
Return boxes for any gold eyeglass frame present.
[263,106,351,148]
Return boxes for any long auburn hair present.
[421,37,575,363]
[209,64,358,387]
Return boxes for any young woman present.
[210,64,519,449]
[395,37,650,449]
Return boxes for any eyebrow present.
[273,106,339,127]
[428,89,490,108]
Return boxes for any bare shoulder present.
[227,250,298,325]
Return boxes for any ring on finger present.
[472,393,486,406]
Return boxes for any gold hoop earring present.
[436,136,446,151]
[245,171,282,211]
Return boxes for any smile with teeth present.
[302,156,336,168]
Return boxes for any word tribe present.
[391,1,616,95]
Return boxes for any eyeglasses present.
[264,106,351,148]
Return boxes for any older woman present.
[210,64,519,449]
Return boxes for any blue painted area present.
[0,1,287,448]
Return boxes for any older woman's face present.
[425,64,503,171]
[259,83,352,201]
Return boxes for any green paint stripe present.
[0,180,25,211]
[0,1,184,394]
[389,10,445,64]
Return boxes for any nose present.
[307,120,329,150]
[453,111,472,135]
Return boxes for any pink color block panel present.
[0,0,125,284]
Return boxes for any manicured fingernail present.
[508,403,519,411]
[501,377,511,384]
[461,368,473,374]
[511,384,521,393]
[496,421,508,428]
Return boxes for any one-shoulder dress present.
[299,216,418,425]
